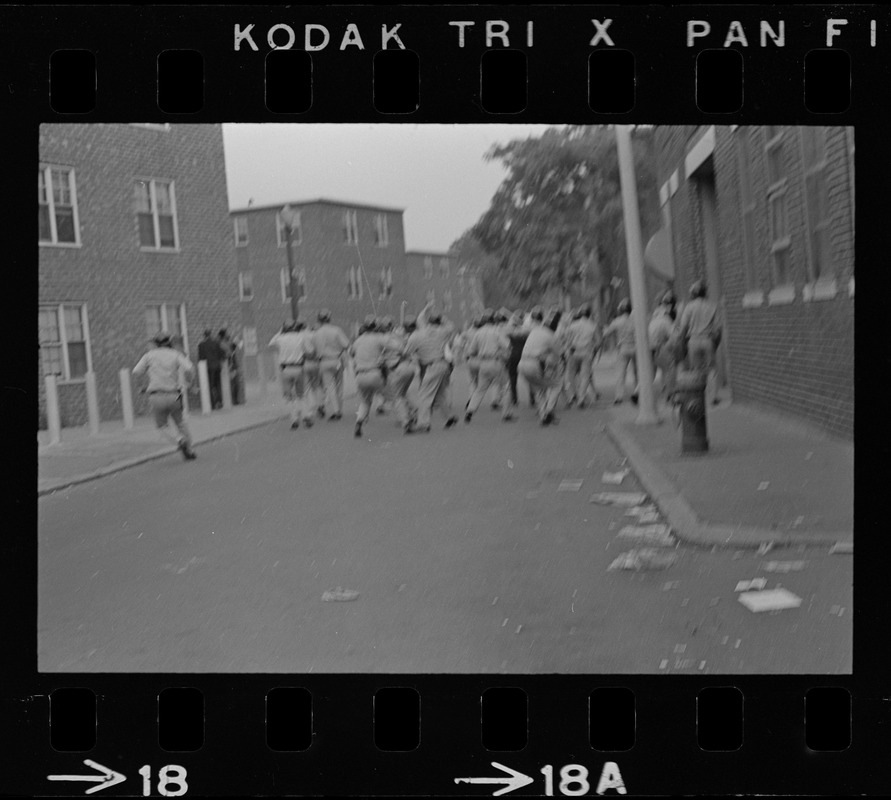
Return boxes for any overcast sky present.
[222,123,556,252]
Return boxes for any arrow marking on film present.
[454,761,534,796]
[47,759,126,794]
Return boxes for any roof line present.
[230,198,406,214]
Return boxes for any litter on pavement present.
[617,524,676,546]
[321,587,359,602]
[757,481,770,491]
[590,491,649,507]
[558,479,584,492]
[735,578,767,592]
[737,588,802,613]
[829,541,853,555]
[507,460,514,469]
[761,560,808,573]
[757,541,775,556]
[601,469,630,485]
[663,581,680,591]
[608,548,679,571]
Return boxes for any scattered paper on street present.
[625,504,658,517]
[829,542,853,555]
[761,560,808,573]
[616,524,676,546]
[601,469,630,485]
[738,588,802,613]
[735,578,767,592]
[590,492,648,507]
[321,587,359,602]
[608,548,679,571]
[757,481,770,491]
[756,541,775,556]
[558,479,584,492]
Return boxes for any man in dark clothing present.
[505,311,532,409]
[219,328,244,405]
[198,329,225,409]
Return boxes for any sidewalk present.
[38,381,293,496]
[592,353,853,549]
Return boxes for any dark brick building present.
[405,250,485,330]
[38,123,240,426]
[230,200,412,377]
[655,125,854,439]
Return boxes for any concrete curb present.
[605,419,853,551]
[38,411,288,497]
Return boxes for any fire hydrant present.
[675,369,709,453]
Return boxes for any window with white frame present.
[423,256,433,279]
[134,179,178,250]
[281,267,306,303]
[39,165,80,245]
[374,214,389,246]
[239,271,254,301]
[276,210,302,246]
[736,128,759,291]
[343,210,359,244]
[443,289,453,312]
[234,216,249,247]
[39,304,92,381]
[347,266,363,299]
[800,127,833,281]
[440,258,450,279]
[426,289,435,306]
[378,266,393,299]
[764,128,791,286]
[145,303,187,351]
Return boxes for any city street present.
[38,376,852,674]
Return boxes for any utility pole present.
[280,204,300,322]
[615,125,658,425]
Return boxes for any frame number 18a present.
[541,763,626,796]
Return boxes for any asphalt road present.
[38,379,852,674]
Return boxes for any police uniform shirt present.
[405,323,455,364]
[521,325,561,361]
[351,332,388,372]
[314,323,350,359]
[648,308,675,350]
[679,298,720,340]
[472,324,510,360]
[269,331,314,366]
[603,313,636,354]
[567,318,600,352]
[132,347,194,392]
[381,332,407,368]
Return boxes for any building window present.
[800,127,833,281]
[443,289,453,312]
[281,267,307,303]
[374,214,389,246]
[145,303,187,352]
[347,266,363,300]
[234,216,249,247]
[426,289,436,306]
[736,129,759,291]
[39,304,92,381]
[343,210,359,245]
[239,272,254,301]
[423,256,433,279]
[378,266,393,299]
[134,178,179,250]
[130,123,171,131]
[764,128,791,286]
[440,258,450,279]
[38,165,80,246]
[276,210,302,247]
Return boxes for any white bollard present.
[257,353,268,400]
[198,360,212,414]
[119,368,134,430]
[221,361,233,409]
[44,374,62,445]
[180,374,191,419]
[85,371,100,435]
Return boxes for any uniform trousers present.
[653,345,679,401]
[319,357,345,415]
[382,363,417,426]
[303,360,321,414]
[416,360,454,427]
[567,350,598,404]
[355,369,385,423]
[280,365,313,422]
[687,336,717,404]
[467,358,511,417]
[518,358,559,419]
[614,349,638,401]
[148,391,192,447]
[465,357,480,398]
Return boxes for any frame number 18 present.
[138,765,188,797]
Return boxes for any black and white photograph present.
[37,122,853,675]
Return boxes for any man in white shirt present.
[269,320,317,430]
[679,280,723,405]
[313,309,351,420]
[565,304,602,408]
[518,308,563,426]
[132,331,197,460]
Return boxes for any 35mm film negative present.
[4,4,888,797]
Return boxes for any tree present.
[468,125,661,319]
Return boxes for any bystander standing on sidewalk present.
[132,332,197,460]
[198,329,225,410]
[679,280,722,406]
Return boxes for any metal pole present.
[119,368,134,430]
[615,125,658,425]
[85,371,100,435]
[284,222,299,322]
[198,360,212,414]
[220,361,233,409]
[44,374,62,445]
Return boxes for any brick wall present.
[39,123,240,426]
[656,125,854,440]
[405,251,484,330]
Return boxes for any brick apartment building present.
[405,250,485,330]
[230,200,412,378]
[38,123,240,427]
[655,125,854,439]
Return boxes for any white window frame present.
[423,256,433,279]
[281,267,306,303]
[343,210,359,245]
[347,266,363,300]
[374,213,389,247]
[440,258,450,279]
[276,210,302,247]
[145,303,189,354]
[735,128,760,293]
[234,216,249,247]
[39,303,93,383]
[135,177,180,252]
[130,123,171,131]
[799,127,834,283]
[378,266,393,300]
[426,289,436,306]
[443,289,453,312]
[239,271,254,301]
[39,164,81,247]
[763,128,791,288]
